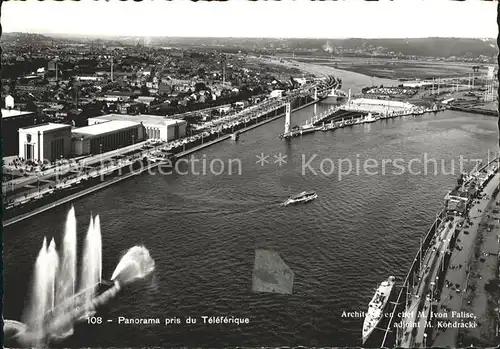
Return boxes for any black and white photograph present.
[1,0,499,348]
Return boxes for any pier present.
[279,97,448,140]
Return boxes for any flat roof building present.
[73,120,139,136]
[2,108,36,156]
[18,123,72,163]
[71,120,145,156]
[88,114,186,142]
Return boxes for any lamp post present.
[435,276,439,300]
[430,281,435,301]
[441,250,446,272]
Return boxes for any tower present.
[52,57,60,83]
[488,66,495,102]
[284,103,291,135]
[222,55,226,85]
[111,56,114,82]
[485,66,495,102]
[314,88,318,116]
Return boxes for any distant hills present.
[3,33,497,58]
[327,38,497,58]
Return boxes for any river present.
[3,71,498,347]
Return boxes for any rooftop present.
[20,123,71,133]
[90,114,186,127]
[351,98,414,108]
[72,120,139,136]
[103,91,139,97]
[137,96,156,101]
[2,108,35,119]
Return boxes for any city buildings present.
[3,108,36,156]
[18,123,72,162]
[88,114,187,141]
[71,120,145,156]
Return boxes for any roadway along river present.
[4,100,498,346]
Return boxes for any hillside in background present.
[325,38,497,57]
[2,33,497,58]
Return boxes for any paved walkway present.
[433,173,500,347]
[459,187,500,346]
[4,159,138,207]
[2,140,150,189]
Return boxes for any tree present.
[194,82,207,92]
[140,85,150,96]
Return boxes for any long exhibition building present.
[71,120,145,156]
[18,123,72,162]
[87,114,187,142]
[16,113,187,162]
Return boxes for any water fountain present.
[53,206,77,339]
[79,215,102,315]
[111,246,155,285]
[4,206,155,348]
[46,239,60,313]
[23,237,49,337]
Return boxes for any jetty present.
[279,96,448,140]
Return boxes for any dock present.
[280,98,448,140]
[448,105,498,117]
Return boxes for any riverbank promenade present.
[396,158,499,348]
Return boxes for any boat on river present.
[281,191,318,206]
[362,276,396,344]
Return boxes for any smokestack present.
[111,56,114,82]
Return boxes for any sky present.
[2,0,498,39]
